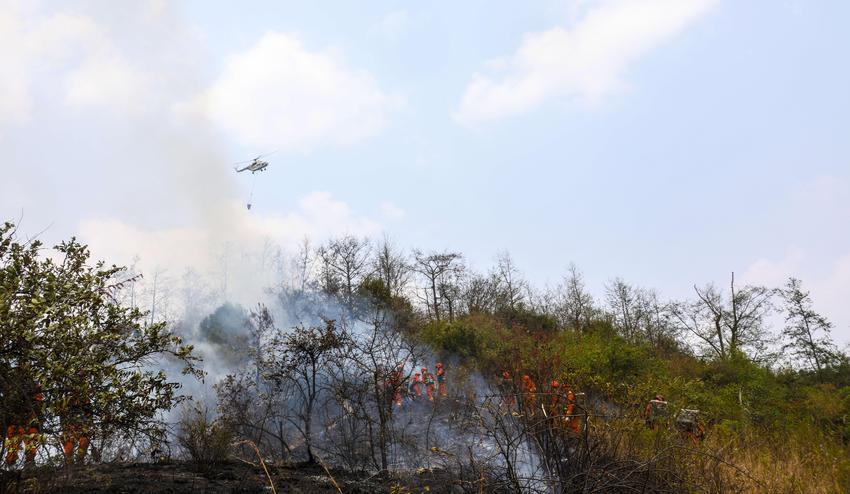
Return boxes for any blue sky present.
[2,0,849,344]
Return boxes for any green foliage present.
[357,277,418,333]
[0,222,200,455]
[420,319,486,359]
[779,278,840,379]
[544,325,664,391]
[694,356,786,425]
[498,305,558,333]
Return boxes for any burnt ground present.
[0,461,461,494]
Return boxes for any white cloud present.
[454,0,718,125]
[373,10,409,40]
[379,201,406,221]
[78,218,208,272]
[246,191,384,244]
[78,192,386,307]
[0,4,31,123]
[78,192,384,274]
[0,5,158,124]
[741,247,805,288]
[195,32,400,151]
[64,57,153,113]
[0,4,37,125]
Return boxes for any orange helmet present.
[522,375,530,381]
[551,380,559,388]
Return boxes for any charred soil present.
[0,461,452,494]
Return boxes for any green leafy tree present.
[0,222,200,463]
[779,278,839,381]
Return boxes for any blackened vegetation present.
[1,461,429,493]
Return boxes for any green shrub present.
[420,317,493,359]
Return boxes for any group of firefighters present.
[380,362,449,407]
[409,362,447,402]
[493,374,705,443]
[499,372,584,433]
[381,366,585,435]
[3,371,93,468]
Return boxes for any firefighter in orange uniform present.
[390,365,404,406]
[62,393,93,464]
[500,371,515,410]
[521,375,537,415]
[645,394,666,431]
[410,372,422,399]
[549,380,566,429]
[423,368,435,401]
[435,363,447,397]
[564,384,580,433]
[4,379,43,467]
[549,380,561,416]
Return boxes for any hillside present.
[2,225,849,493]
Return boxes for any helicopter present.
[233,152,276,210]
[233,152,275,174]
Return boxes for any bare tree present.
[493,251,527,314]
[264,320,343,463]
[438,279,463,322]
[555,263,596,331]
[320,357,375,470]
[412,250,463,322]
[317,236,372,314]
[179,267,215,324]
[605,278,640,340]
[217,304,295,461]
[373,235,410,297]
[637,288,681,350]
[146,267,175,325]
[290,237,313,293]
[216,372,293,461]
[604,279,679,348]
[335,311,423,470]
[270,239,323,323]
[462,271,499,315]
[672,273,773,360]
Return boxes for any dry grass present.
[590,418,850,493]
[703,427,850,494]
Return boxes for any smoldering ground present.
[147,266,556,492]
